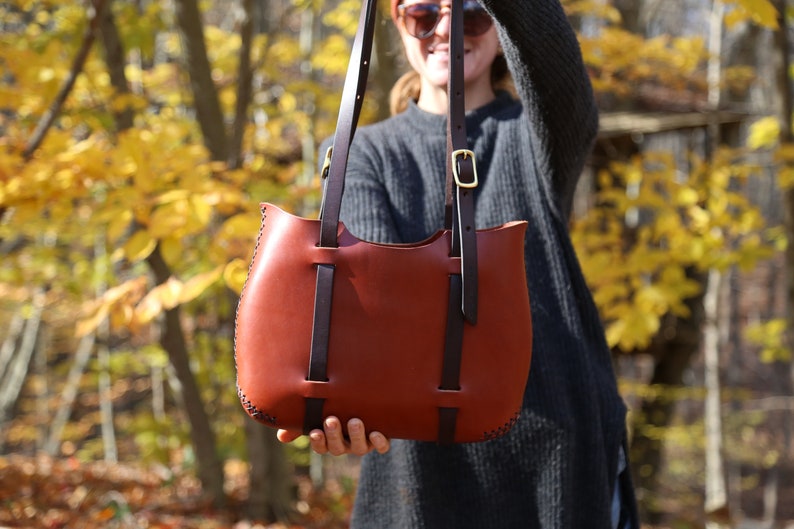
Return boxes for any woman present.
[278,0,639,526]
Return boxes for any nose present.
[434,7,452,37]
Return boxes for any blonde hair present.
[389,71,422,116]
[388,54,515,116]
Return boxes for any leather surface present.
[235,204,533,443]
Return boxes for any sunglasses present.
[398,1,493,40]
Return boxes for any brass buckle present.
[321,146,333,179]
[451,149,479,189]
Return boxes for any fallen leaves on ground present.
[0,454,351,529]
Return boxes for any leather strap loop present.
[308,264,335,381]
[438,407,459,445]
[303,397,326,435]
[441,274,464,391]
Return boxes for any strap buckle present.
[320,146,333,179]
[451,149,479,189]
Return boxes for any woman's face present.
[397,0,499,95]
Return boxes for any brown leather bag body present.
[234,0,532,444]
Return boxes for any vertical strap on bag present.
[303,0,379,434]
[436,0,478,445]
[308,264,335,382]
[303,264,335,433]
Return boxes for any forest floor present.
[0,453,353,529]
[2,452,792,529]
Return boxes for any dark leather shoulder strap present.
[318,0,378,248]
[446,0,478,323]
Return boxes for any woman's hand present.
[277,416,391,456]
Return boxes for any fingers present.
[369,431,391,454]
[279,417,392,456]
[347,418,370,456]
[276,429,301,443]
[309,428,329,454]
[324,416,348,456]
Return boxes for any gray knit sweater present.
[333,1,634,527]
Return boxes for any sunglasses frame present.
[397,1,493,40]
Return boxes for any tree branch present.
[228,0,254,170]
[23,0,108,160]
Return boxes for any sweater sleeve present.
[479,0,598,220]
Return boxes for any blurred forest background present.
[1,0,794,527]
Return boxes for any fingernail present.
[325,418,337,431]
[348,419,362,433]
[310,431,322,442]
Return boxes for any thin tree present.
[96,0,226,507]
[703,3,728,526]
[775,0,793,524]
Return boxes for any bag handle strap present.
[445,0,478,323]
[317,0,478,322]
[318,0,378,248]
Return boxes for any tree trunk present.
[98,317,118,463]
[703,269,727,527]
[612,0,641,34]
[98,0,134,132]
[228,0,254,170]
[629,270,707,522]
[373,9,401,121]
[245,419,294,521]
[0,290,45,429]
[0,314,25,383]
[174,0,228,162]
[775,0,794,524]
[44,332,96,455]
[147,246,227,507]
[704,4,727,526]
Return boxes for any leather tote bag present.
[235,0,532,444]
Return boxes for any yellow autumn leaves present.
[572,106,794,354]
[572,147,778,352]
[2,0,789,358]
[76,266,226,337]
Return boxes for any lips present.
[428,43,471,55]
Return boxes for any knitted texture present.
[331,1,632,527]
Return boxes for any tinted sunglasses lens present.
[462,2,492,36]
[402,4,442,39]
[401,2,492,39]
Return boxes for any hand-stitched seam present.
[237,386,277,426]
[480,411,520,441]
[233,205,268,366]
